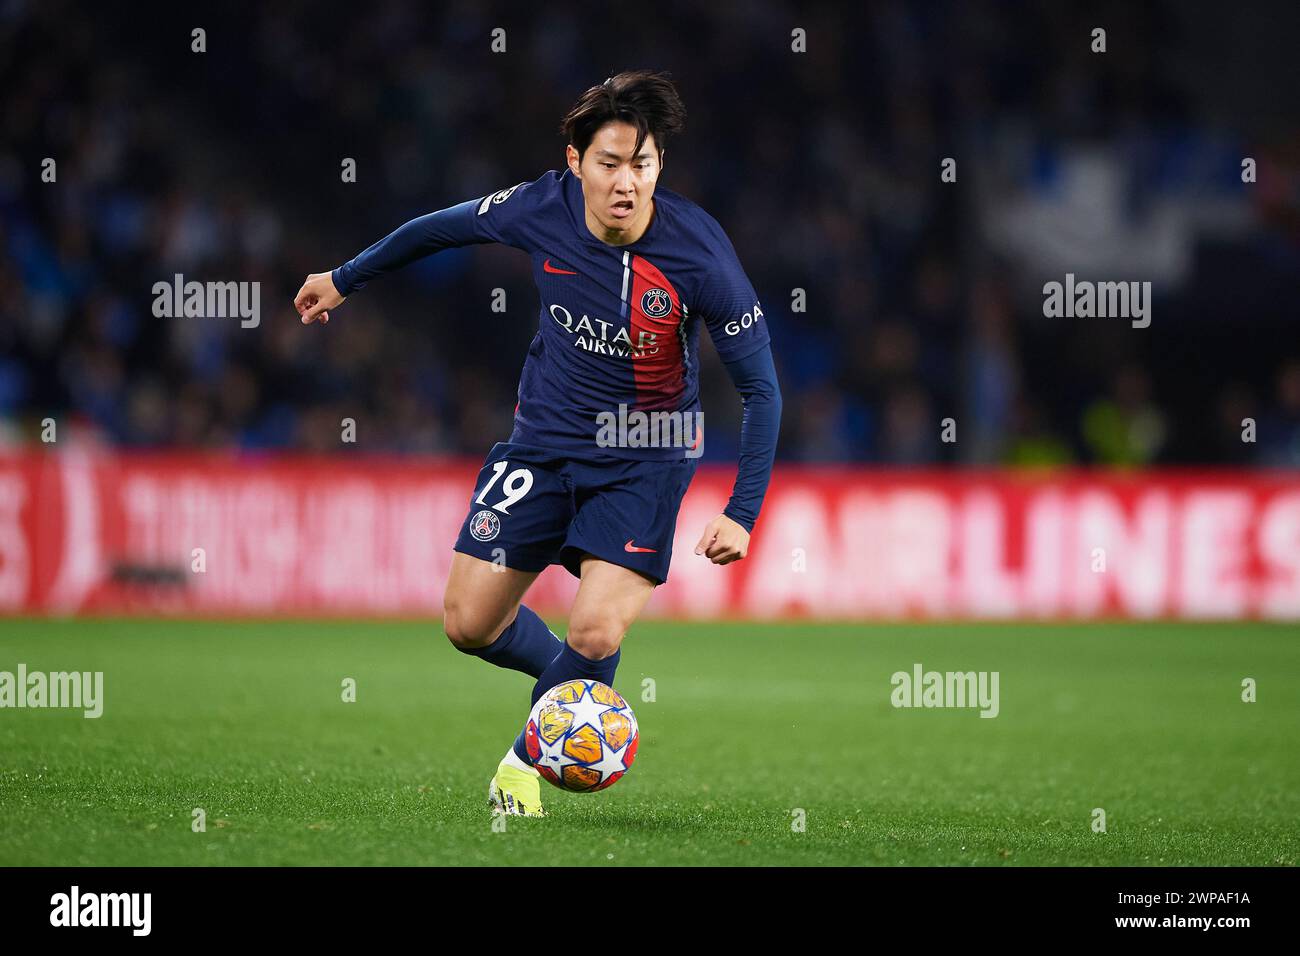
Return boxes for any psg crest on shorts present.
[641,287,672,318]
[469,509,501,541]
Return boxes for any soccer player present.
[294,71,781,815]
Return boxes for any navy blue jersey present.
[335,169,771,460]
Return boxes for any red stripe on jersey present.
[628,255,684,410]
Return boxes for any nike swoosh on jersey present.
[543,259,578,275]
[624,540,658,553]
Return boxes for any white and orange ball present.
[524,679,639,792]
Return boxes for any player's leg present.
[511,454,695,767]
[536,554,655,697]
[445,553,559,817]
[512,556,656,766]
[448,442,572,680]
[443,552,558,678]
[448,442,574,816]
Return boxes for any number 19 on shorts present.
[474,461,534,513]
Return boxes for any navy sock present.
[455,604,561,679]
[512,640,621,764]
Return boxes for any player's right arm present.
[296,180,536,325]
[294,271,345,325]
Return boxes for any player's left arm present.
[693,230,783,565]
[694,344,781,564]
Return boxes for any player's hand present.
[694,514,750,565]
[295,272,345,325]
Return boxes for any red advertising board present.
[1,449,1297,619]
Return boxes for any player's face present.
[567,122,661,245]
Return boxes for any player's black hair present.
[561,70,686,162]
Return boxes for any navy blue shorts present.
[453,442,697,585]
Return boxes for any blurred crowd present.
[2,0,1299,466]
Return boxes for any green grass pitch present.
[1,619,1296,866]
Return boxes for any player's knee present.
[443,601,497,650]
[566,616,624,660]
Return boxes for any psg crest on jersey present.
[469,509,501,541]
[641,288,672,318]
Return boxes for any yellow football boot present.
[488,759,545,817]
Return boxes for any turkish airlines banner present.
[1,449,1297,619]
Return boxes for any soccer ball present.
[524,679,639,792]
